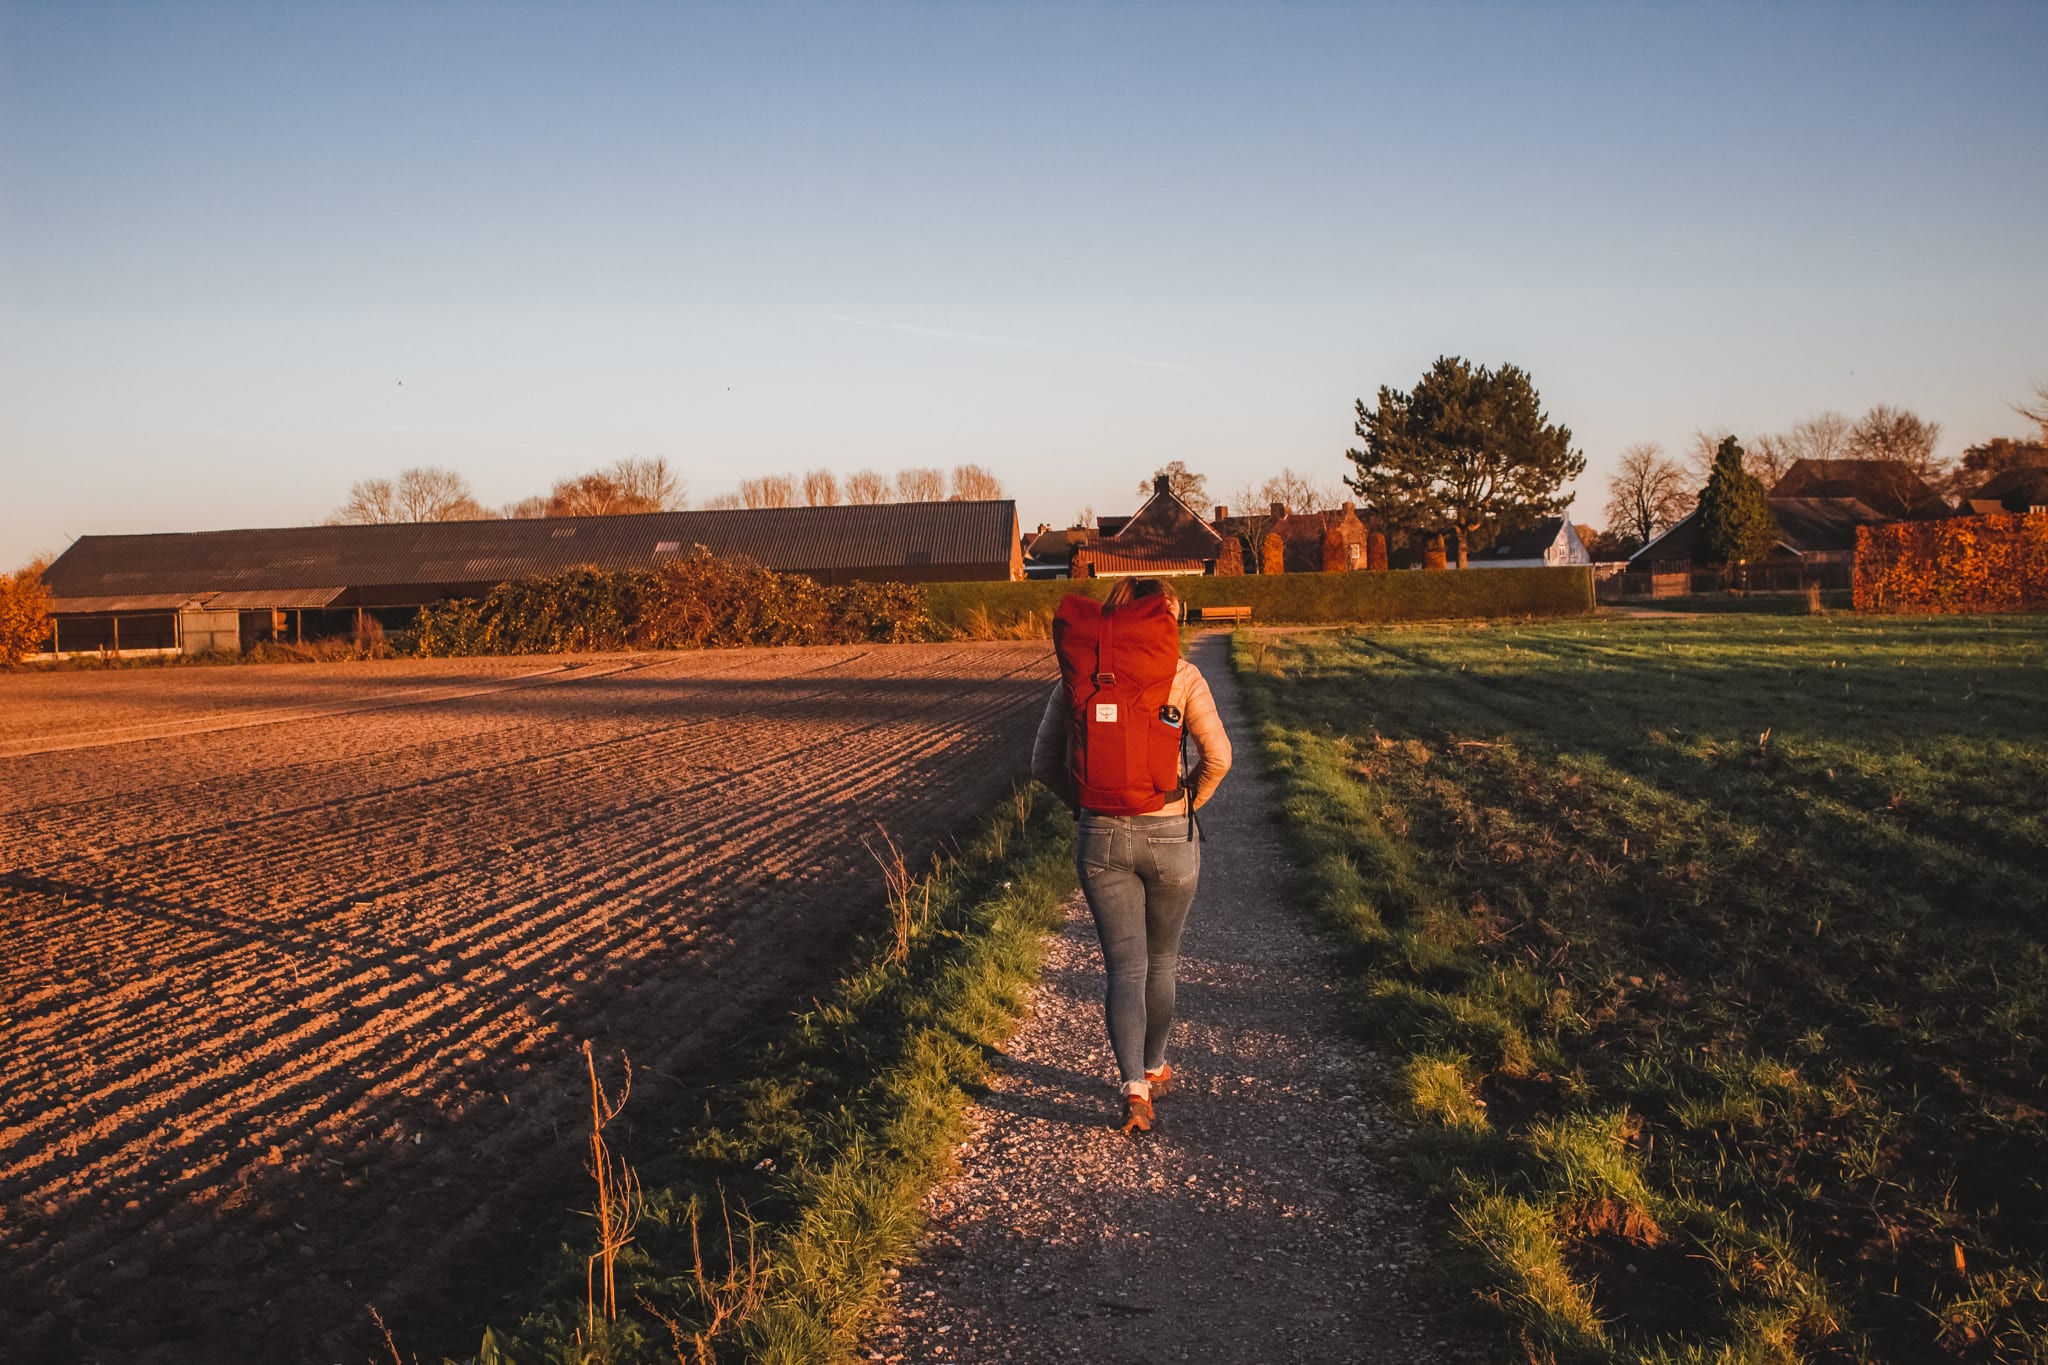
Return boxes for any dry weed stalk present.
[582,1041,640,1332]
[864,826,916,963]
[368,1304,405,1365]
[644,1189,766,1364]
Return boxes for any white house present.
[1467,517,1591,569]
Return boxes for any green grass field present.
[1234,615,2048,1363]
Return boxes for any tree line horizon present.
[319,367,2048,570]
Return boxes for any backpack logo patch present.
[1094,703,1119,723]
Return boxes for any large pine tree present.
[1696,436,1779,564]
[1346,357,1584,567]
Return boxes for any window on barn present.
[654,541,680,553]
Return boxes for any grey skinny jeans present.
[1075,811,1202,1084]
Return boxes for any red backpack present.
[1052,593,1185,815]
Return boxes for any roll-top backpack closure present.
[1052,593,1184,815]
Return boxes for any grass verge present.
[449,785,1077,1364]
[1231,616,2048,1363]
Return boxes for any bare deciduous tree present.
[1258,467,1340,514]
[395,467,484,522]
[1785,411,1853,464]
[609,456,684,511]
[739,475,795,509]
[1848,404,1945,482]
[1225,481,1278,550]
[802,469,840,506]
[1744,434,1796,489]
[1680,428,1737,489]
[2011,381,2048,444]
[331,478,399,525]
[1139,461,1207,506]
[1603,442,1692,547]
[844,469,891,504]
[330,466,483,524]
[949,464,1005,500]
[501,495,551,519]
[700,492,743,510]
[542,458,684,517]
[547,474,633,517]
[895,467,946,502]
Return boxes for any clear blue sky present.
[3,1,2044,564]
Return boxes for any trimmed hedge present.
[922,567,1593,632]
[1854,511,2048,613]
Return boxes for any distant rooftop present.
[43,500,1022,610]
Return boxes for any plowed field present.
[0,644,1053,1363]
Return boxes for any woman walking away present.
[1032,578,1231,1133]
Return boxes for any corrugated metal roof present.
[44,502,1019,604]
[200,587,349,609]
[44,593,198,614]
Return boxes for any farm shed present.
[1631,496,1890,567]
[1467,517,1592,569]
[39,500,1024,655]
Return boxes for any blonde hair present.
[1103,576,1178,616]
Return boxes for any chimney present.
[1213,504,1228,524]
[1341,500,1355,515]
[1270,501,1287,519]
[1153,474,1171,497]
[1037,523,1050,536]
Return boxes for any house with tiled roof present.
[1053,475,1239,579]
[1962,466,2048,515]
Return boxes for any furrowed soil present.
[0,644,1053,1364]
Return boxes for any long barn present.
[39,500,1023,655]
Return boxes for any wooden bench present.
[1193,605,1253,625]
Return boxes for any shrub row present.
[923,566,1594,633]
[412,554,938,655]
[1855,511,2048,613]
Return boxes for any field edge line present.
[465,783,1079,1365]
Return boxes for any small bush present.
[0,556,52,666]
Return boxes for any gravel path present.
[864,635,1488,1364]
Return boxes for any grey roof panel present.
[44,501,1019,602]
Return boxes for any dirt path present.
[864,636,1487,1363]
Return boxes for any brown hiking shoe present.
[1144,1064,1175,1099]
[1120,1092,1155,1134]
